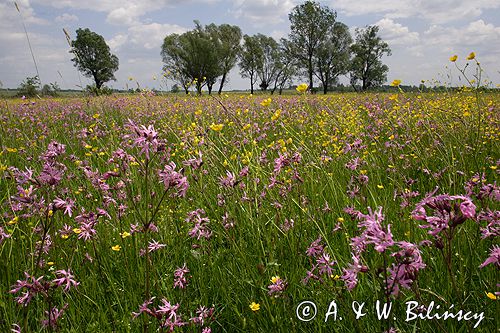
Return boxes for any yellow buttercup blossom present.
[210,123,224,131]
[377,184,384,189]
[449,55,458,62]
[466,52,475,60]
[390,79,401,87]
[486,292,497,300]
[296,83,308,93]
[260,98,272,107]
[120,231,131,238]
[271,109,281,121]
[111,245,121,251]
[249,302,260,311]
[271,276,280,283]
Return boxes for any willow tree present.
[70,28,119,90]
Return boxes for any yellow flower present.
[271,109,281,121]
[377,184,384,189]
[209,123,224,131]
[490,166,498,170]
[73,228,82,234]
[111,245,121,251]
[449,55,458,62]
[466,52,475,60]
[47,262,55,266]
[486,292,497,300]
[296,83,308,93]
[337,217,345,223]
[390,79,401,87]
[463,111,471,117]
[271,276,280,283]
[120,231,131,238]
[6,148,18,153]
[249,302,260,311]
[8,216,19,225]
[260,98,272,107]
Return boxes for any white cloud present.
[375,18,419,46]
[231,0,298,25]
[106,6,143,26]
[107,34,128,51]
[55,13,78,23]
[128,23,187,49]
[332,0,500,24]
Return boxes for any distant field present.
[0,92,499,332]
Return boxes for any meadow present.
[0,89,499,332]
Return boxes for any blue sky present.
[1,0,499,91]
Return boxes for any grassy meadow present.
[0,90,499,332]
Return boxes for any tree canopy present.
[70,28,119,90]
[161,22,241,95]
[288,0,337,92]
[349,25,391,91]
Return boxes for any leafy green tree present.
[349,25,391,91]
[70,28,119,91]
[16,75,40,97]
[161,33,192,94]
[253,34,280,92]
[162,22,231,95]
[239,35,264,94]
[206,24,242,94]
[271,39,299,95]
[314,22,352,94]
[41,82,60,97]
[288,0,336,92]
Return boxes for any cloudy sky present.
[1,0,499,91]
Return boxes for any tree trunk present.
[250,76,254,94]
[218,72,227,95]
[208,84,213,95]
[308,56,314,93]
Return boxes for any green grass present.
[0,91,499,332]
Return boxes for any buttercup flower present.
[466,52,475,60]
[249,302,260,311]
[390,79,401,87]
[296,83,308,93]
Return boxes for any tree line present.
[69,1,392,95]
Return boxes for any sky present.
[1,0,499,91]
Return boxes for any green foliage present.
[70,28,119,90]
[85,84,113,96]
[40,82,60,97]
[239,34,264,94]
[206,23,242,94]
[288,0,337,92]
[16,75,40,97]
[253,34,280,92]
[161,22,241,95]
[170,83,180,93]
[314,22,352,94]
[350,25,391,91]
